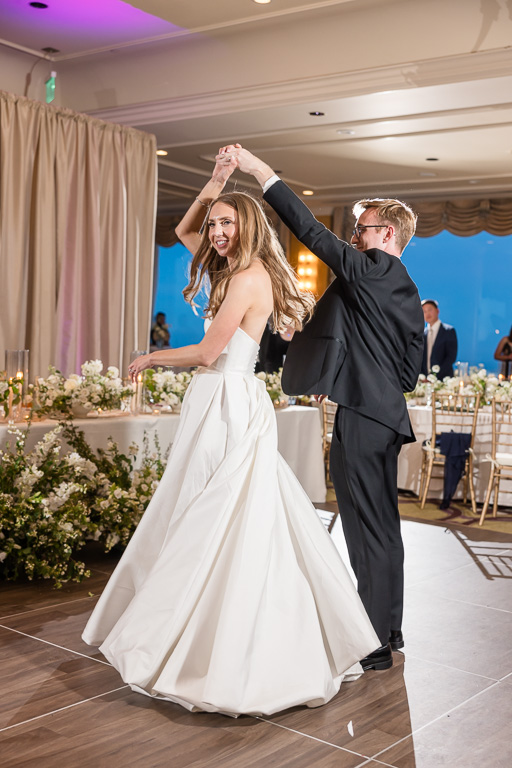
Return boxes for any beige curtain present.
[155,215,182,248]
[0,91,157,379]
[413,198,512,237]
[332,198,512,240]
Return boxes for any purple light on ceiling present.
[1,0,182,54]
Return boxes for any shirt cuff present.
[262,174,280,193]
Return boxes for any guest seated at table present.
[494,326,512,377]
[420,299,457,380]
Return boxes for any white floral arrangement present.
[256,368,288,406]
[0,421,168,586]
[406,365,512,405]
[34,361,132,417]
[144,368,194,409]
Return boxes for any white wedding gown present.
[82,326,379,716]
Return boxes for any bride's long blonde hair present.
[183,192,315,332]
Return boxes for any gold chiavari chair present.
[479,399,512,525]
[320,398,339,533]
[321,398,338,486]
[419,392,481,513]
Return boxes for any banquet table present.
[398,404,512,507]
[0,404,326,503]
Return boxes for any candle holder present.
[5,350,29,401]
[5,350,29,420]
[129,351,147,415]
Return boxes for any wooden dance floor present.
[1,506,511,768]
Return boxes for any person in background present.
[420,299,457,380]
[255,320,293,373]
[150,311,171,350]
[494,326,512,377]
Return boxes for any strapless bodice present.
[205,326,260,376]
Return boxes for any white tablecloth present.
[0,405,326,503]
[398,405,512,506]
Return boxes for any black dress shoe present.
[389,629,404,651]
[360,644,393,671]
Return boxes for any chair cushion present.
[422,444,441,454]
[496,452,512,467]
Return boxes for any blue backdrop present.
[404,230,511,373]
[153,243,207,349]
[155,234,512,373]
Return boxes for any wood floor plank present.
[0,689,370,768]
[1,599,104,660]
[0,627,122,730]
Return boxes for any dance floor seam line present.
[402,652,502,682]
[0,594,97,622]
[0,624,113,666]
[405,586,512,615]
[255,715,371,760]
[369,679,502,762]
[0,685,129,734]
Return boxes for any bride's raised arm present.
[175,151,237,255]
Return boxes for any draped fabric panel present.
[155,215,182,248]
[0,91,157,379]
[332,198,512,241]
[413,198,512,238]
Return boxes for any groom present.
[221,145,424,670]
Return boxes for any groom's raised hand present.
[216,145,276,188]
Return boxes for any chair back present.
[491,399,512,460]
[321,399,338,452]
[431,392,481,449]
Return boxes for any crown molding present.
[88,48,512,127]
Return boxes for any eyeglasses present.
[352,224,387,238]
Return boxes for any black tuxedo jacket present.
[264,181,424,440]
[421,323,457,381]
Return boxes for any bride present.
[82,151,379,716]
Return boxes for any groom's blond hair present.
[353,198,417,253]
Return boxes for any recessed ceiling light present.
[336,129,355,135]
[426,157,439,161]
[302,190,314,196]
[253,0,272,4]
[156,149,168,156]
[309,111,324,117]
[419,172,437,177]
[30,2,48,8]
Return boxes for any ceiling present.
[1,0,512,214]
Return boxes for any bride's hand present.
[128,354,153,381]
[211,146,238,185]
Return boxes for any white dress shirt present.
[426,319,441,372]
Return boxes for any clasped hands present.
[214,144,273,184]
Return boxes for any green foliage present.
[0,422,167,587]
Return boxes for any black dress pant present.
[330,406,405,646]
